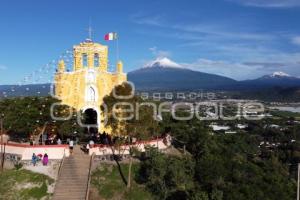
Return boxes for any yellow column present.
[74,52,82,71]
[100,49,108,71]
[88,51,94,68]
[117,61,123,73]
[58,60,65,73]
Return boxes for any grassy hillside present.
[90,163,153,200]
[0,169,54,200]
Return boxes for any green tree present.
[0,96,83,142]
[101,82,159,189]
[137,147,195,199]
[158,115,296,200]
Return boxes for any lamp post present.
[0,114,4,172]
[297,163,300,200]
[155,115,162,149]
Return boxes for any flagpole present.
[116,33,119,62]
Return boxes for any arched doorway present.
[83,108,98,134]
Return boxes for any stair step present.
[61,166,89,168]
[55,182,88,186]
[52,196,85,200]
[57,175,89,177]
[59,170,89,173]
[56,174,89,178]
[53,197,85,200]
[56,182,88,185]
[54,189,87,193]
[53,195,86,197]
[54,188,87,191]
[55,185,88,188]
[54,191,87,194]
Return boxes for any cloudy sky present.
[0,0,300,84]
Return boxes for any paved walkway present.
[52,146,91,200]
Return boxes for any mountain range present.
[128,57,300,91]
[1,57,300,98]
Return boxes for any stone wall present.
[1,143,70,160]
[89,137,172,156]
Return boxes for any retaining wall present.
[1,143,70,160]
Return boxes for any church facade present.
[54,39,127,132]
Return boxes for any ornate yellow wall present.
[54,39,127,132]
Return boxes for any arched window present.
[94,53,99,67]
[82,53,88,67]
[87,86,96,102]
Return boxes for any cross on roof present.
[88,25,92,40]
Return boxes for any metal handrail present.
[85,153,94,200]
[58,149,66,176]
[53,148,66,195]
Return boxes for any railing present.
[53,149,65,195]
[57,149,65,177]
[85,153,94,200]
[0,143,6,171]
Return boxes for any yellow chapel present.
[54,38,127,133]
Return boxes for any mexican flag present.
[104,32,118,41]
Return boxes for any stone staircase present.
[52,146,92,200]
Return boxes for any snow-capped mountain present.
[143,57,182,69]
[128,58,237,91]
[270,71,291,78]
[258,71,299,80]
[237,71,300,89]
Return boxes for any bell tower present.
[54,38,127,133]
[73,40,108,71]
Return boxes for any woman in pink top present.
[42,153,48,166]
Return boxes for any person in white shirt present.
[86,143,90,154]
[57,138,62,145]
[89,140,95,148]
[69,140,74,155]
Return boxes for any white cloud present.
[0,65,7,70]
[180,56,300,80]
[130,13,164,26]
[131,13,283,65]
[132,12,300,79]
[149,46,171,58]
[180,58,260,80]
[172,24,274,41]
[133,14,273,42]
[228,0,300,8]
[292,36,300,45]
